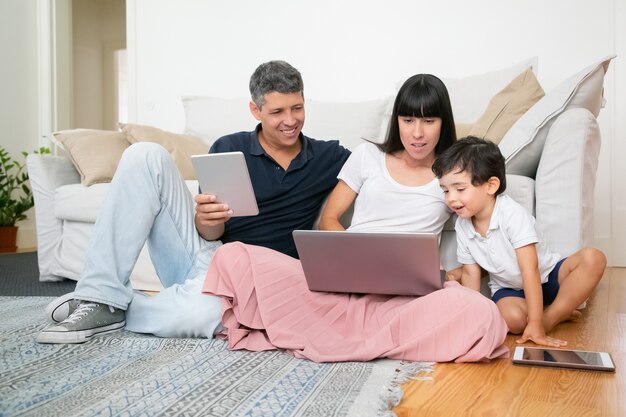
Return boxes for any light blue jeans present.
[73,142,223,338]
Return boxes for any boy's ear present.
[486,176,501,195]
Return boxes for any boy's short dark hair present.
[432,136,506,195]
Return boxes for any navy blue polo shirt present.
[209,124,350,258]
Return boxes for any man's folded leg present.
[125,274,223,339]
[37,143,218,344]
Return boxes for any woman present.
[320,73,456,235]
[202,75,509,363]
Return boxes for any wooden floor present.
[394,267,625,417]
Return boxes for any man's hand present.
[516,320,568,347]
[194,194,232,241]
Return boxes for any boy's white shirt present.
[455,194,562,295]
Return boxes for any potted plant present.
[0,146,49,252]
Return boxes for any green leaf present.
[0,145,38,225]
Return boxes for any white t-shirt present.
[455,194,562,295]
[338,142,451,235]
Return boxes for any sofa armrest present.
[26,154,80,281]
[535,107,600,257]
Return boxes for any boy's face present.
[250,91,305,151]
[438,169,499,220]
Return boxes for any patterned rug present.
[0,297,432,417]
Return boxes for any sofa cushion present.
[499,55,614,177]
[54,180,202,223]
[468,68,544,144]
[53,129,130,186]
[182,96,258,147]
[438,57,538,124]
[120,123,208,180]
[535,108,600,257]
[182,96,391,150]
[503,174,535,215]
[54,183,109,222]
[304,98,390,149]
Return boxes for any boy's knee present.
[504,316,526,334]
[498,304,526,334]
[580,247,607,276]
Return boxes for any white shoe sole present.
[36,321,126,344]
[45,293,76,323]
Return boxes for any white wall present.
[0,0,41,248]
[127,0,625,265]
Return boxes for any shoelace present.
[62,302,99,324]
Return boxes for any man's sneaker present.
[37,301,125,344]
[45,292,80,323]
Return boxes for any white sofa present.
[26,56,613,291]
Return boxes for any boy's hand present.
[446,267,462,282]
[516,321,568,347]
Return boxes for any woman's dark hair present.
[432,136,507,195]
[377,74,456,155]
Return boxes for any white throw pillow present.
[499,55,614,177]
[182,96,391,151]
[182,96,256,147]
[304,98,391,150]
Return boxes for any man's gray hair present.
[249,60,304,109]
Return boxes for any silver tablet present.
[191,152,259,217]
[512,346,615,372]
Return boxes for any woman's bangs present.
[397,86,441,118]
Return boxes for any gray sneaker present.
[37,301,125,344]
[45,292,80,323]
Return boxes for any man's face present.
[250,91,305,150]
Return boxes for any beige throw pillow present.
[119,123,209,179]
[53,129,130,186]
[468,68,545,144]
[455,123,473,139]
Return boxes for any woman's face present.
[397,116,442,163]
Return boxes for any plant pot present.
[0,226,18,253]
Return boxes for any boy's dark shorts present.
[492,258,566,305]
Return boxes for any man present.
[37,60,351,344]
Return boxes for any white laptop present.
[292,230,446,296]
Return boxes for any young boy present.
[432,136,606,347]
